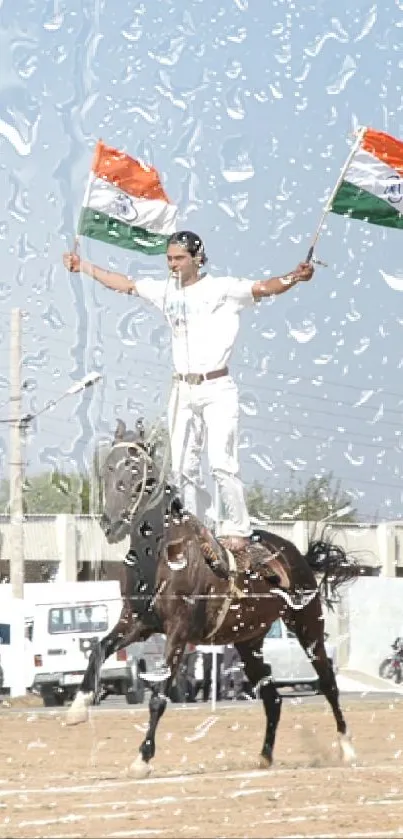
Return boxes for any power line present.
[24,366,403,432]
[14,428,403,495]
[20,413,402,455]
[238,382,403,419]
[21,325,403,400]
[11,368,402,461]
[265,367,403,400]
[16,381,403,453]
[30,379,399,436]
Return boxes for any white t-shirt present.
[135,273,255,374]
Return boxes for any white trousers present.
[168,376,252,538]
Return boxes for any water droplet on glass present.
[286,320,317,343]
[0,284,11,301]
[116,310,149,345]
[239,393,258,416]
[42,305,65,331]
[380,269,403,291]
[225,86,245,120]
[314,355,333,366]
[353,337,370,356]
[148,36,185,67]
[220,137,254,182]
[250,451,274,471]
[353,391,376,408]
[23,350,49,371]
[354,5,377,42]
[327,56,357,95]
[22,378,37,393]
[0,110,40,156]
[283,458,307,472]
[43,11,64,31]
[344,449,365,467]
[305,19,348,58]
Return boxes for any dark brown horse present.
[67,419,360,776]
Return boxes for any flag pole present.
[72,140,100,258]
[305,125,367,263]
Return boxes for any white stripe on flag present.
[345,147,403,204]
[83,173,177,234]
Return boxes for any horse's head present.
[100,418,162,544]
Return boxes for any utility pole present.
[90,443,101,519]
[8,307,26,698]
[90,443,101,581]
[9,307,24,599]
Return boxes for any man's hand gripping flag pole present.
[304,125,367,267]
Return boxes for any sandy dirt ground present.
[1,695,403,839]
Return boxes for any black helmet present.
[167,230,207,265]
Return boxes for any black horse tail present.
[304,537,363,609]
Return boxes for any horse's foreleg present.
[66,615,150,726]
[291,602,356,764]
[236,638,281,768]
[132,632,187,778]
[66,633,115,725]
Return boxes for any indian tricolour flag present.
[77,140,177,254]
[330,127,403,229]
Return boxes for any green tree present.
[246,472,357,523]
[0,471,90,515]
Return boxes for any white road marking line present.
[1,762,400,799]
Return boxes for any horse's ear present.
[114,419,126,441]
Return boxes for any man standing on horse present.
[63,231,313,551]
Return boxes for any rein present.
[108,440,153,522]
[106,430,173,527]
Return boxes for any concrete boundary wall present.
[0,516,402,582]
[332,577,403,676]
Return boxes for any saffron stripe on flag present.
[362,128,403,177]
[91,141,170,202]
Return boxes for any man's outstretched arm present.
[252,261,314,300]
[63,252,137,295]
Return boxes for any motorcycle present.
[379,637,403,683]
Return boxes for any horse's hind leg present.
[236,639,281,768]
[290,599,356,763]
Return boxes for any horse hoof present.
[130,754,152,779]
[338,732,356,764]
[258,753,272,770]
[65,691,93,726]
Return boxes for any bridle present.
[103,435,170,528]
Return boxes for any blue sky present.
[1,0,403,520]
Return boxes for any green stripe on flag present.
[77,207,170,254]
[331,180,403,229]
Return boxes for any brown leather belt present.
[174,366,229,386]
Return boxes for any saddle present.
[201,533,290,590]
[163,517,290,590]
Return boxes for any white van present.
[28,581,145,706]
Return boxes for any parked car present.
[262,618,337,692]
[127,635,200,703]
[30,581,145,707]
[128,620,337,702]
